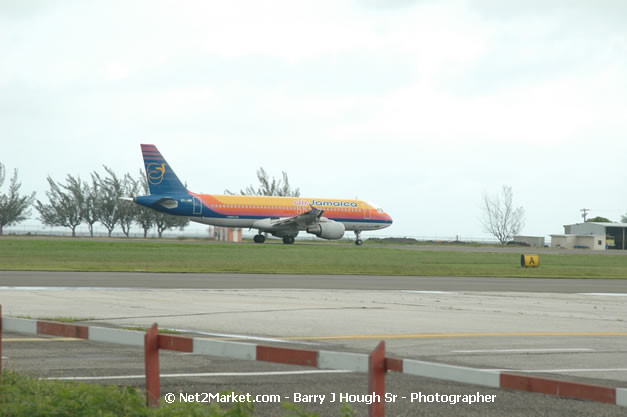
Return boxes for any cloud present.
[1,0,626,238]
[0,0,57,18]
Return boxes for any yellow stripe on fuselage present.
[208,195,370,209]
[190,193,392,228]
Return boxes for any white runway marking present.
[48,370,351,381]
[579,293,627,297]
[0,286,140,291]
[452,348,595,354]
[178,330,321,346]
[488,368,627,373]
[0,286,226,291]
[402,290,452,294]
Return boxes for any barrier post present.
[144,323,160,407]
[369,341,386,417]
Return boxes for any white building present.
[550,234,605,250]
[513,236,545,248]
[552,222,627,250]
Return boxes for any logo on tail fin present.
[147,163,166,185]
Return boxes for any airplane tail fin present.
[140,144,188,195]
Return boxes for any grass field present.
[1,370,347,417]
[1,238,626,278]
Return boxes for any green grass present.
[0,370,249,417]
[38,316,95,323]
[0,370,354,417]
[122,326,183,334]
[0,239,626,278]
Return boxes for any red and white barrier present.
[1,312,626,415]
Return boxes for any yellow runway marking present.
[278,331,627,341]
[3,337,82,342]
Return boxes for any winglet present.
[309,205,324,219]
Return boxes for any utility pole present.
[580,208,590,222]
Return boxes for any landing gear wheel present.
[282,236,295,244]
[354,230,363,246]
[253,234,266,244]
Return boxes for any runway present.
[7,333,626,416]
[1,270,626,292]
[1,271,626,415]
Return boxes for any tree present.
[92,167,123,237]
[68,175,99,237]
[586,216,612,223]
[36,176,83,237]
[480,185,525,244]
[225,168,300,197]
[135,170,155,238]
[153,211,188,238]
[621,214,627,224]
[0,163,35,235]
[117,173,140,238]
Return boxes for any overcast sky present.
[1,0,626,239]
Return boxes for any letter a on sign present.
[521,254,539,268]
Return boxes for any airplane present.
[132,144,393,245]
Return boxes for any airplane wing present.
[273,205,324,228]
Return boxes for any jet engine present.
[306,221,345,240]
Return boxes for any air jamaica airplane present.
[133,144,393,245]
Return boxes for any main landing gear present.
[354,230,363,246]
[253,232,295,244]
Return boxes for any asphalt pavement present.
[3,333,625,417]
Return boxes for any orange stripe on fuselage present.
[190,194,389,221]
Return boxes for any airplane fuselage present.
[134,144,392,244]
[135,193,393,232]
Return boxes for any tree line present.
[7,159,627,244]
[0,162,187,237]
